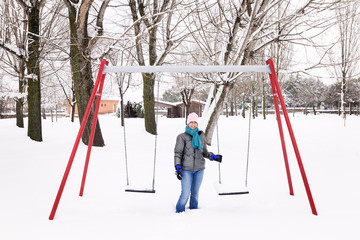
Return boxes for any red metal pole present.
[49,59,108,220]
[268,67,294,196]
[266,58,318,216]
[79,63,107,196]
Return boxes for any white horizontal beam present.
[103,65,271,74]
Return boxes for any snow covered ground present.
[1,113,359,240]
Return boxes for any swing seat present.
[125,186,156,193]
[219,190,249,196]
[125,189,156,193]
[215,182,249,196]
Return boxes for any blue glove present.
[211,154,222,163]
[175,165,182,180]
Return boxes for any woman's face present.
[188,121,198,130]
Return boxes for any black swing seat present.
[125,188,156,193]
[219,191,249,196]
[215,183,249,196]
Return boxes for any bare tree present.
[171,72,197,122]
[0,0,28,128]
[0,0,47,141]
[128,0,193,135]
[24,0,47,141]
[62,0,111,146]
[184,0,339,145]
[301,77,327,115]
[38,1,75,123]
[332,0,360,120]
[108,49,134,127]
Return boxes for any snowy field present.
[1,113,359,240]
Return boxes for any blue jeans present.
[176,169,204,213]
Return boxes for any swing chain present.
[213,80,222,184]
[152,74,161,191]
[245,75,254,187]
[214,75,253,188]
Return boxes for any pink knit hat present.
[187,112,199,125]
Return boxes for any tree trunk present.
[181,88,194,125]
[16,59,26,128]
[341,74,346,119]
[293,106,295,117]
[15,99,24,128]
[26,3,42,142]
[312,103,316,115]
[349,102,352,115]
[128,0,173,135]
[143,24,158,135]
[230,101,234,116]
[225,102,229,117]
[67,3,104,146]
[255,97,258,118]
[242,95,246,119]
[74,58,105,146]
[43,108,47,120]
[185,103,191,123]
[234,98,238,116]
[205,82,234,145]
[0,100,3,118]
[142,72,157,135]
[119,87,125,127]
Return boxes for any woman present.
[174,112,222,213]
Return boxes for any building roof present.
[154,99,206,108]
[154,100,177,108]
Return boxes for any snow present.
[1,114,360,240]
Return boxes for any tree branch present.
[0,41,24,60]
[89,0,110,49]
[138,0,151,27]
[77,0,94,44]
[96,0,110,36]
[15,0,30,12]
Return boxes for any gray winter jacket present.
[174,131,213,171]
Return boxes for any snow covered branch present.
[0,41,25,59]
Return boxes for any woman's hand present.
[211,154,222,163]
[175,165,183,180]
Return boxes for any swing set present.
[48,58,317,220]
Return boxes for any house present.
[155,100,205,118]
[65,98,119,115]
